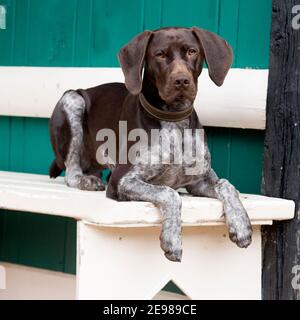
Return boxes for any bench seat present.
[0,171,294,227]
[0,171,295,300]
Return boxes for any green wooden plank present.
[0,211,76,274]
[0,210,21,264]
[73,0,92,66]
[144,0,161,30]
[218,0,239,67]
[0,116,10,170]
[9,117,24,172]
[0,0,272,68]
[0,0,14,65]
[236,0,272,68]
[229,129,264,194]
[11,0,29,65]
[206,127,264,193]
[89,0,144,67]
[206,127,231,180]
[161,0,219,31]
[18,213,68,272]
[23,118,53,174]
[0,211,76,273]
[26,0,76,66]
[63,219,77,274]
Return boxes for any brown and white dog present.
[49,27,252,262]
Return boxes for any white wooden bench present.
[0,66,294,299]
[0,170,294,299]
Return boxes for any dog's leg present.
[186,170,252,248]
[118,174,182,262]
[61,91,105,191]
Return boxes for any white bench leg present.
[76,221,262,300]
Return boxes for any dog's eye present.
[155,51,166,59]
[187,48,197,56]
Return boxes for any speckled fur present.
[118,119,252,261]
[62,91,105,191]
[118,119,208,261]
[186,171,252,249]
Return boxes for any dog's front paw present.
[160,229,182,262]
[78,175,105,191]
[228,213,252,248]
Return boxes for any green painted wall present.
[0,0,272,68]
[0,0,270,275]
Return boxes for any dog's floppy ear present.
[192,27,233,86]
[118,30,153,95]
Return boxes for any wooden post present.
[262,0,300,300]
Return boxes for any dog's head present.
[118,27,232,110]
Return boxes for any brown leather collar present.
[139,93,194,122]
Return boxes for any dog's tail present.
[49,159,63,178]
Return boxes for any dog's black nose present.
[174,77,190,89]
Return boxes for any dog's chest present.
[136,119,209,188]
